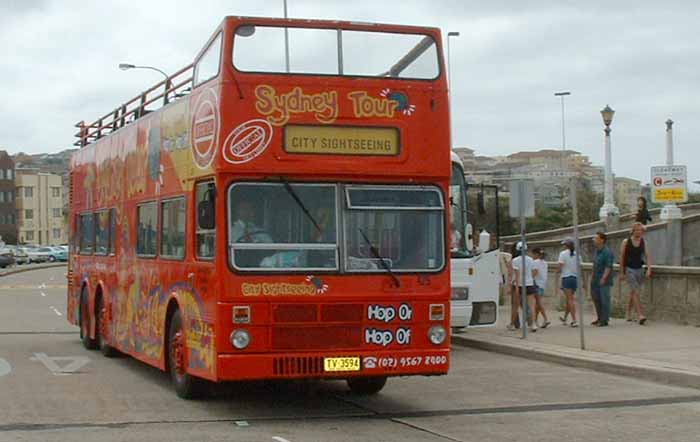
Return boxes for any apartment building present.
[16,169,66,245]
[0,152,17,244]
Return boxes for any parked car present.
[37,247,67,262]
[0,250,15,268]
[23,247,49,263]
[8,247,29,265]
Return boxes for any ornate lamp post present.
[660,118,682,220]
[599,105,620,220]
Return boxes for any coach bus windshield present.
[228,183,444,272]
[233,25,439,79]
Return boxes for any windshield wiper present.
[358,228,400,288]
[281,178,322,234]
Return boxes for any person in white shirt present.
[510,242,539,332]
[531,247,550,328]
[557,237,579,327]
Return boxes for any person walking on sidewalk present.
[635,196,652,226]
[531,247,550,328]
[558,238,579,327]
[506,243,521,331]
[591,232,614,327]
[620,222,652,325]
[511,242,539,332]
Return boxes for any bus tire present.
[79,289,97,350]
[347,376,387,395]
[167,310,205,399]
[95,295,118,358]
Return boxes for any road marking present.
[38,283,47,289]
[40,292,46,297]
[272,437,292,442]
[30,353,90,376]
[0,358,10,377]
[49,306,63,316]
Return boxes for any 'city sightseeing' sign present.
[284,125,399,156]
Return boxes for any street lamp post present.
[554,91,571,170]
[660,118,682,220]
[119,63,171,105]
[447,31,460,149]
[599,105,619,221]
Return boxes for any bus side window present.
[196,181,215,259]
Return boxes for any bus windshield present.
[228,183,444,272]
[450,162,469,258]
[233,25,439,79]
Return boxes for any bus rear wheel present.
[347,376,387,395]
[167,310,205,399]
[95,296,118,357]
[79,290,97,350]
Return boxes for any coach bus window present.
[233,26,438,80]
[344,186,444,272]
[79,213,95,255]
[194,32,222,86]
[228,183,338,271]
[136,202,157,257]
[196,181,216,259]
[450,163,468,256]
[109,208,116,255]
[161,198,186,259]
[95,210,110,255]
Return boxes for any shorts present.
[625,267,645,291]
[536,287,545,296]
[561,276,578,291]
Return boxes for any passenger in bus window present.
[231,200,272,243]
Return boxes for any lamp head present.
[118,63,135,71]
[600,105,615,126]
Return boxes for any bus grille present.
[272,326,361,350]
[273,356,324,376]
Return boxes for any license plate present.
[324,357,360,372]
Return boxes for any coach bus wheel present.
[167,310,204,399]
[95,296,118,357]
[347,376,387,395]
[79,289,97,350]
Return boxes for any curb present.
[0,263,67,277]
[452,334,700,390]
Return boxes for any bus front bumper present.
[216,348,449,381]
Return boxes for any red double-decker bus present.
[69,16,452,398]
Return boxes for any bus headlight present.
[451,287,469,300]
[230,329,250,349]
[428,325,446,345]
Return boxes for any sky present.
[1,0,698,187]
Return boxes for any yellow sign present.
[324,357,361,372]
[654,188,685,203]
[285,125,399,156]
[241,282,317,296]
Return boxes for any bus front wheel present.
[79,289,97,350]
[167,310,205,399]
[347,376,387,395]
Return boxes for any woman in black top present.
[620,222,652,324]
[635,196,652,225]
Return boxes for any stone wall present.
[534,263,700,325]
[505,211,700,266]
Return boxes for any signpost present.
[651,165,688,204]
[509,180,534,339]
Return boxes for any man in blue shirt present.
[591,231,614,326]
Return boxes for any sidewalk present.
[452,306,700,389]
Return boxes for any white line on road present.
[41,292,46,297]
[49,306,63,316]
[272,437,292,442]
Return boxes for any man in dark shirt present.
[591,232,614,326]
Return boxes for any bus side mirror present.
[197,200,215,230]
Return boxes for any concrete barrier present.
[537,262,700,325]
[0,263,67,278]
